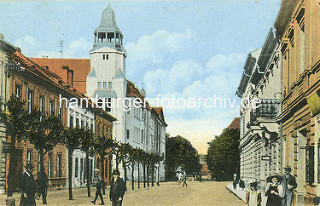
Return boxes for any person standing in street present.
[20,163,36,206]
[265,175,283,206]
[37,170,48,204]
[110,170,126,206]
[282,166,297,206]
[91,169,105,205]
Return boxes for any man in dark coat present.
[91,169,105,205]
[20,163,36,206]
[37,170,48,204]
[110,170,126,206]
[282,166,297,206]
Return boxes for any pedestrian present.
[233,174,238,189]
[91,169,105,205]
[37,170,48,204]
[20,163,36,206]
[246,179,261,206]
[282,166,297,206]
[265,174,283,206]
[182,171,187,187]
[110,170,126,206]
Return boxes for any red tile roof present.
[227,117,240,130]
[30,58,91,94]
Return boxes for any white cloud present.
[126,29,196,65]
[14,36,38,56]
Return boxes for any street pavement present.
[0,181,246,206]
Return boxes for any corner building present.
[275,0,320,204]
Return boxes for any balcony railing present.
[250,99,280,124]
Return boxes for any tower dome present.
[93,3,124,51]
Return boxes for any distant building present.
[227,117,240,130]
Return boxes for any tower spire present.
[93,3,124,51]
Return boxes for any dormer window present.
[103,54,109,60]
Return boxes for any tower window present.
[108,82,112,89]
[98,82,101,89]
[103,82,107,89]
[103,54,108,60]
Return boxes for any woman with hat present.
[265,174,284,206]
[246,179,261,206]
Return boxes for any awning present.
[306,92,320,116]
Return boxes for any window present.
[127,129,130,139]
[76,117,79,127]
[57,153,62,177]
[103,54,105,60]
[48,152,53,178]
[306,146,315,184]
[49,99,55,116]
[141,130,144,143]
[106,98,112,112]
[300,24,305,74]
[80,158,84,182]
[39,96,45,120]
[27,150,32,165]
[15,84,21,98]
[81,120,85,128]
[97,123,100,136]
[58,106,63,122]
[108,82,112,89]
[103,82,107,89]
[38,153,41,172]
[69,115,74,128]
[102,125,105,136]
[28,90,33,114]
[98,82,101,89]
[75,158,79,178]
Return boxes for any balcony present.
[250,99,280,125]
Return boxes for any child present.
[246,179,261,206]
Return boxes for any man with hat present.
[110,170,126,206]
[282,166,297,206]
[20,163,36,206]
[91,169,105,205]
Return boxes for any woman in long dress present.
[246,179,261,206]
[265,175,283,206]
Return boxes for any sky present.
[0,0,282,154]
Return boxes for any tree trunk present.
[68,149,73,200]
[137,161,140,189]
[100,155,105,195]
[85,150,91,197]
[157,164,160,186]
[143,162,146,188]
[131,162,134,190]
[39,148,47,204]
[147,164,150,188]
[7,135,17,197]
[116,152,119,171]
[151,163,154,187]
[122,157,127,185]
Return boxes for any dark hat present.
[112,170,120,175]
[267,174,283,183]
[284,165,292,171]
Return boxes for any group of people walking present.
[19,163,127,206]
[246,166,297,206]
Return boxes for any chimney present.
[62,66,73,87]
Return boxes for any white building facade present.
[86,3,166,181]
[66,105,95,188]
[236,29,282,187]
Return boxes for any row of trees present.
[165,134,202,180]
[206,128,240,181]
[0,96,164,204]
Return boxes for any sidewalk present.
[226,182,267,206]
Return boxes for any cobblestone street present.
[0,181,245,206]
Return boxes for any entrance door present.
[15,149,23,191]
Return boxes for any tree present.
[26,109,64,204]
[206,128,240,181]
[165,135,201,180]
[93,135,114,194]
[117,143,132,185]
[129,147,138,190]
[79,129,94,197]
[0,96,28,197]
[61,126,83,200]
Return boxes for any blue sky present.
[0,0,281,154]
